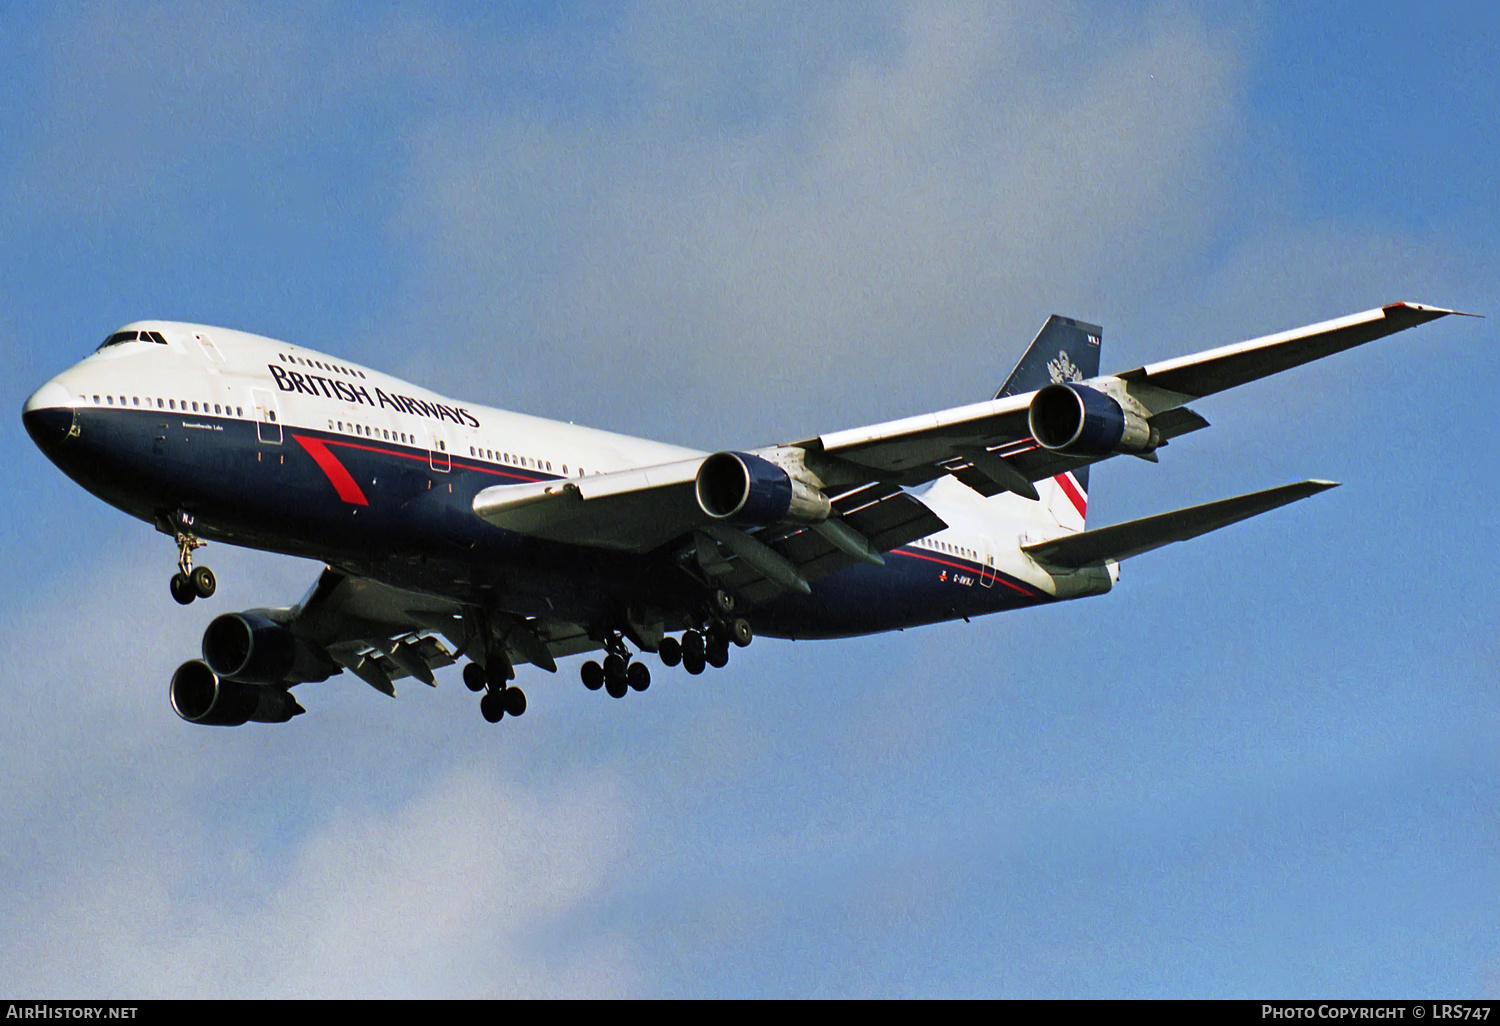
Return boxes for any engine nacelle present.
[169,660,305,726]
[695,451,831,525]
[201,612,338,685]
[1028,383,1156,456]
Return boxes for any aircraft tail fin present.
[994,314,1103,399]
[1021,480,1337,569]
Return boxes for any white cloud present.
[384,2,1245,442]
[7,2,472,219]
[0,543,639,997]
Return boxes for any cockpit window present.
[98,331,139,349]
[96,329,169,351]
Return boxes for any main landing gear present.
[464,657,527,723]
[168,526,215,606]
[579,590,753,698]
[580,634,651,699]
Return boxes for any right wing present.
[471,302,1463,603]
[808,301,1467,493]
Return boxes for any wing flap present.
[1023,480,1338,569]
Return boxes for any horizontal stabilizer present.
[1022,480,1338,569]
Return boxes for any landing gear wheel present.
[604,655,628,698]
[627,663,651,692]
[581,661,604,691]
[682,649,706,676]
[681,630,705,660]
[190,566,216,599]
[658,636,682,667]
[463,662,487,692]
[729,618,753,648]
[503,686,527,717]
[170,573,195,605]
[480,690,505,722]
[706,636,730,669]
[711,588,736,617]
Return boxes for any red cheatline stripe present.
[1054,472,1087,519]
[293,434,370,506]
[894,549,1040,598]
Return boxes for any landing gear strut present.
[169,521,214,605]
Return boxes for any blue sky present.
[1,2,1495,997]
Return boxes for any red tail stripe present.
[294,434,370,506]
[1054,472,1087,519]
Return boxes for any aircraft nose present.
[22,381,73,452]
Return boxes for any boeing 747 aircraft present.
[21,303,1464,726]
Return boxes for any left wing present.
[260,568,594,695]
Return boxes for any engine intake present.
[695,451,830,525]
[202,612,337,685]
[1028,383,1155,456]
[170,660,304,726]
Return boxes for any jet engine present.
[201,612,338,686]
[169,659,304,726]
[695,451,830,525]
[1028,383,1157,457]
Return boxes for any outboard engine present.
[201,612,338,685]
[1028,383,1158,457]
[695,451,831,525]
[169,659,304,726]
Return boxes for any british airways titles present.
[267,363,481,428]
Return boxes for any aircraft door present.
[250,388,283,444]
[978,535,997,588]
[428,430,450,473]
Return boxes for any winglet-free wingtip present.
[1382,301,1483,319]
